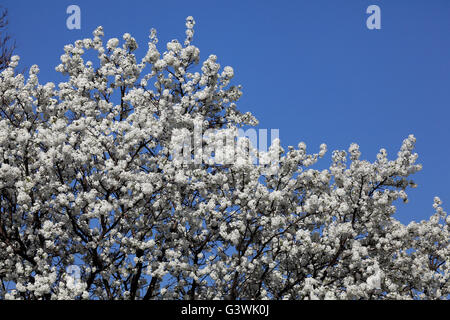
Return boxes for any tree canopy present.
[0,17,448,300]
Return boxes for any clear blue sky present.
[3,0,450,224]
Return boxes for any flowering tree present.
[0,17,448,300]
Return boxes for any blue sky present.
[3,0,450,224]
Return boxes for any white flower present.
[222,66,234,78]
[366,271,382,290]
[106,38,119,50]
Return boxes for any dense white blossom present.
[0,17,448,300]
